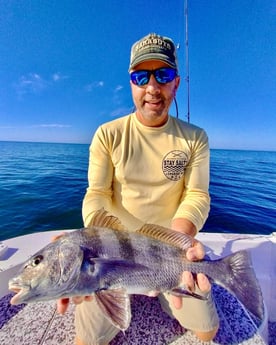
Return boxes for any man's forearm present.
[171,218,197,237]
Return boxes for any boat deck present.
[0,287,275,345]
[1,231,275,344]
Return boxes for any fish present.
[9,209,264,331]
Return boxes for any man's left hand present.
[172,239,211,309]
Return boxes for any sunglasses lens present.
[130,68,177,86]
[155,68,177,84]
[130,71,150,86]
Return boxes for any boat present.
[1,230,275,344]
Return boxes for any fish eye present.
[87,258,96,273]
[31,255,44,267]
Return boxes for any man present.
[58,33,219,345]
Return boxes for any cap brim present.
[129,54,177,71]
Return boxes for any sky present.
[0,0,275,150]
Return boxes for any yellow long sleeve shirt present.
[82,113,210,232]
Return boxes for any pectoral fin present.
[170,287,208,300]
[95,289,131,331]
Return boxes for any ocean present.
[0,141,275,241]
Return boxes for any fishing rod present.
[185,0,190,123]
[175,0,190,122]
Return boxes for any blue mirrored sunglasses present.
[130,67,177,86]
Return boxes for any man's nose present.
[145,75,161,94]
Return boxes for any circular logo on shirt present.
[162,150,188,181]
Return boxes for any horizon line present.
[0,140,275,153]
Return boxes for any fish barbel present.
[9,209,264,330]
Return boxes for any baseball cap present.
[129,33,178,71]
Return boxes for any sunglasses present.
[130,67,177,86]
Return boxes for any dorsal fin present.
[136,224,194,251]
[89,208,126,231]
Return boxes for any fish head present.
[9,236,83,304]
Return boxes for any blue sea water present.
[205,149,276,234]
[0,141,275,241]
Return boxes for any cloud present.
[115,85,123,92]
[14,72,70,99]
[52,72,69,82]
[84,81,104,92]
[112,84,125,106]
[31,124,72,128]
[110,106,133,118]
[0,124,72,129]
[14,73,48,97]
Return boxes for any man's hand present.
[57,296,93,314]
[172,239,211,309]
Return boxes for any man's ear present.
[174,76,181,96]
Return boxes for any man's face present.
[130,60,180,127]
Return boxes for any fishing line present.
[38,304,59,345]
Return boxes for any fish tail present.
[213,250,264,320]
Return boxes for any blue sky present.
[0,0,275,150]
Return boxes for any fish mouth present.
[9,284,30,305]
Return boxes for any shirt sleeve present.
[173,129,210,232]
[82,126,114,227]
